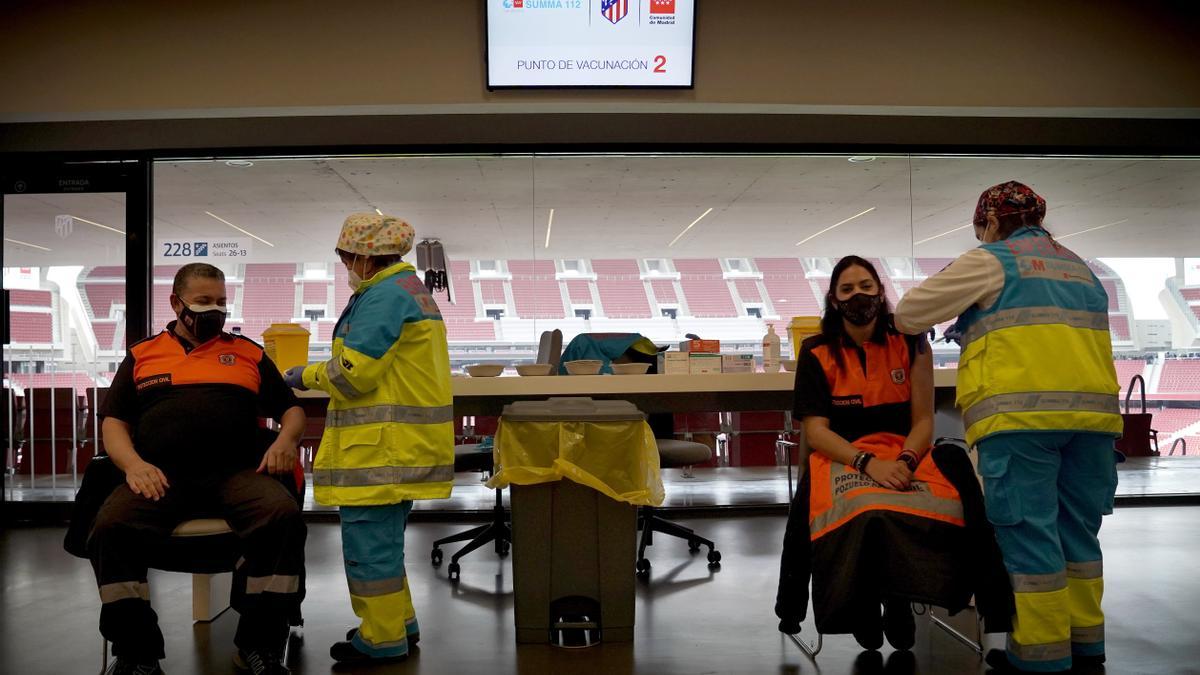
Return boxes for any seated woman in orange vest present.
[775,255,1013,651]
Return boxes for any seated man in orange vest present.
[775,255,1012,651]
[89,263,307,675]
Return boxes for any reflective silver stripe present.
[245,574,301,595]
[1071,624,1105,644]
[963,306,1110,346]
[810,468,964,537]
[99,581,150,603]
[326,359,362,399]
[347,574,407,597]
[1011,571,1067,593]
[962,391,1120,430]
[358,634,409,650]
[1066,560,1103,579]
[1007,637,1072,662]
[326,404,454,428]
[313,464,455,487]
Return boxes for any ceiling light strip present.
[4,237,52,252]
[205,211,276,247]
[794,207,876,247]
[913,223,972,246]
[668,207,714,248]
[544,208,555,249]
[1056,219,1130,240]
[70,215,126,235]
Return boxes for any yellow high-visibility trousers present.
[341,501,419,657]
[977,432,1116,672]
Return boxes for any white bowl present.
[611,362,651,375]
[466,364,505,377]
[564,360,603,376]
[516,363,554,377]
[781,359,797,372]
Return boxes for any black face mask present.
[838,292,884,326]
[179,302,227,343]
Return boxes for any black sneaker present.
[104,659,163,675]
[330,640,407,664]
[1071,653,1106,674]
[234,649,289,674]
[882,599,916,650]
[345,626,420,647]
[852,624,884,650]
[852,604,884,650]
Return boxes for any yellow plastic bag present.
[486,418,665,507]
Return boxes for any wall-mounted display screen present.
[486,0,695,88]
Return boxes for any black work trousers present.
[88,469,306,661]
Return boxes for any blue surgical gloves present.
[283,366,308,390]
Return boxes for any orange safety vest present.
[804,331,965,540]
[131,330,265,393]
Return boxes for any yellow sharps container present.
[787,316,822,359]
[261,323,311,374]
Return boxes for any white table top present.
[297,368,957,398]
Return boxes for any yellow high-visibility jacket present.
[952,228,1122,446]
[303,262,454,506]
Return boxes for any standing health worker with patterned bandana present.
[893,182,1122,674]
[283,213,455,664]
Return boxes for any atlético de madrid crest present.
[600,0,628,24]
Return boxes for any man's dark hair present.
[172,263,225,297]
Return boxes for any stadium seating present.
[10,312,52,343]
[440,260,495,342]
[592,259,652,318]
[1158,360,1200,394]
[508,260,565,319]
[675,259,737,317]
[754,258,821,318]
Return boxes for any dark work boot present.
[852,604,884,650]
[882,598,916,650]
[104,660,163,675]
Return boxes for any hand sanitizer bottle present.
[762,324,781,373]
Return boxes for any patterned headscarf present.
[972,181,1046,228]
[336,213,415,257]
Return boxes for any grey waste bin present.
[500,398,648,646]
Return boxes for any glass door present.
[2,163,144,515]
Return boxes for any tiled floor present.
[2,507,1199,674]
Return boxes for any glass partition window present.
[11,153,1195,507]
[4,193,127,501]
[146,154,1197,493]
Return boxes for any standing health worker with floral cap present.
[284,213,454,664]
[893,181,1122,674]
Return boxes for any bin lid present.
[261,322,311,336]
[788,316,821,331]
[501,397,645,422]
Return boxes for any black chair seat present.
[454,443,492,473]
[655,439,712,468]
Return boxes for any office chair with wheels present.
[635,438,721,576]
[430,443,511,582]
